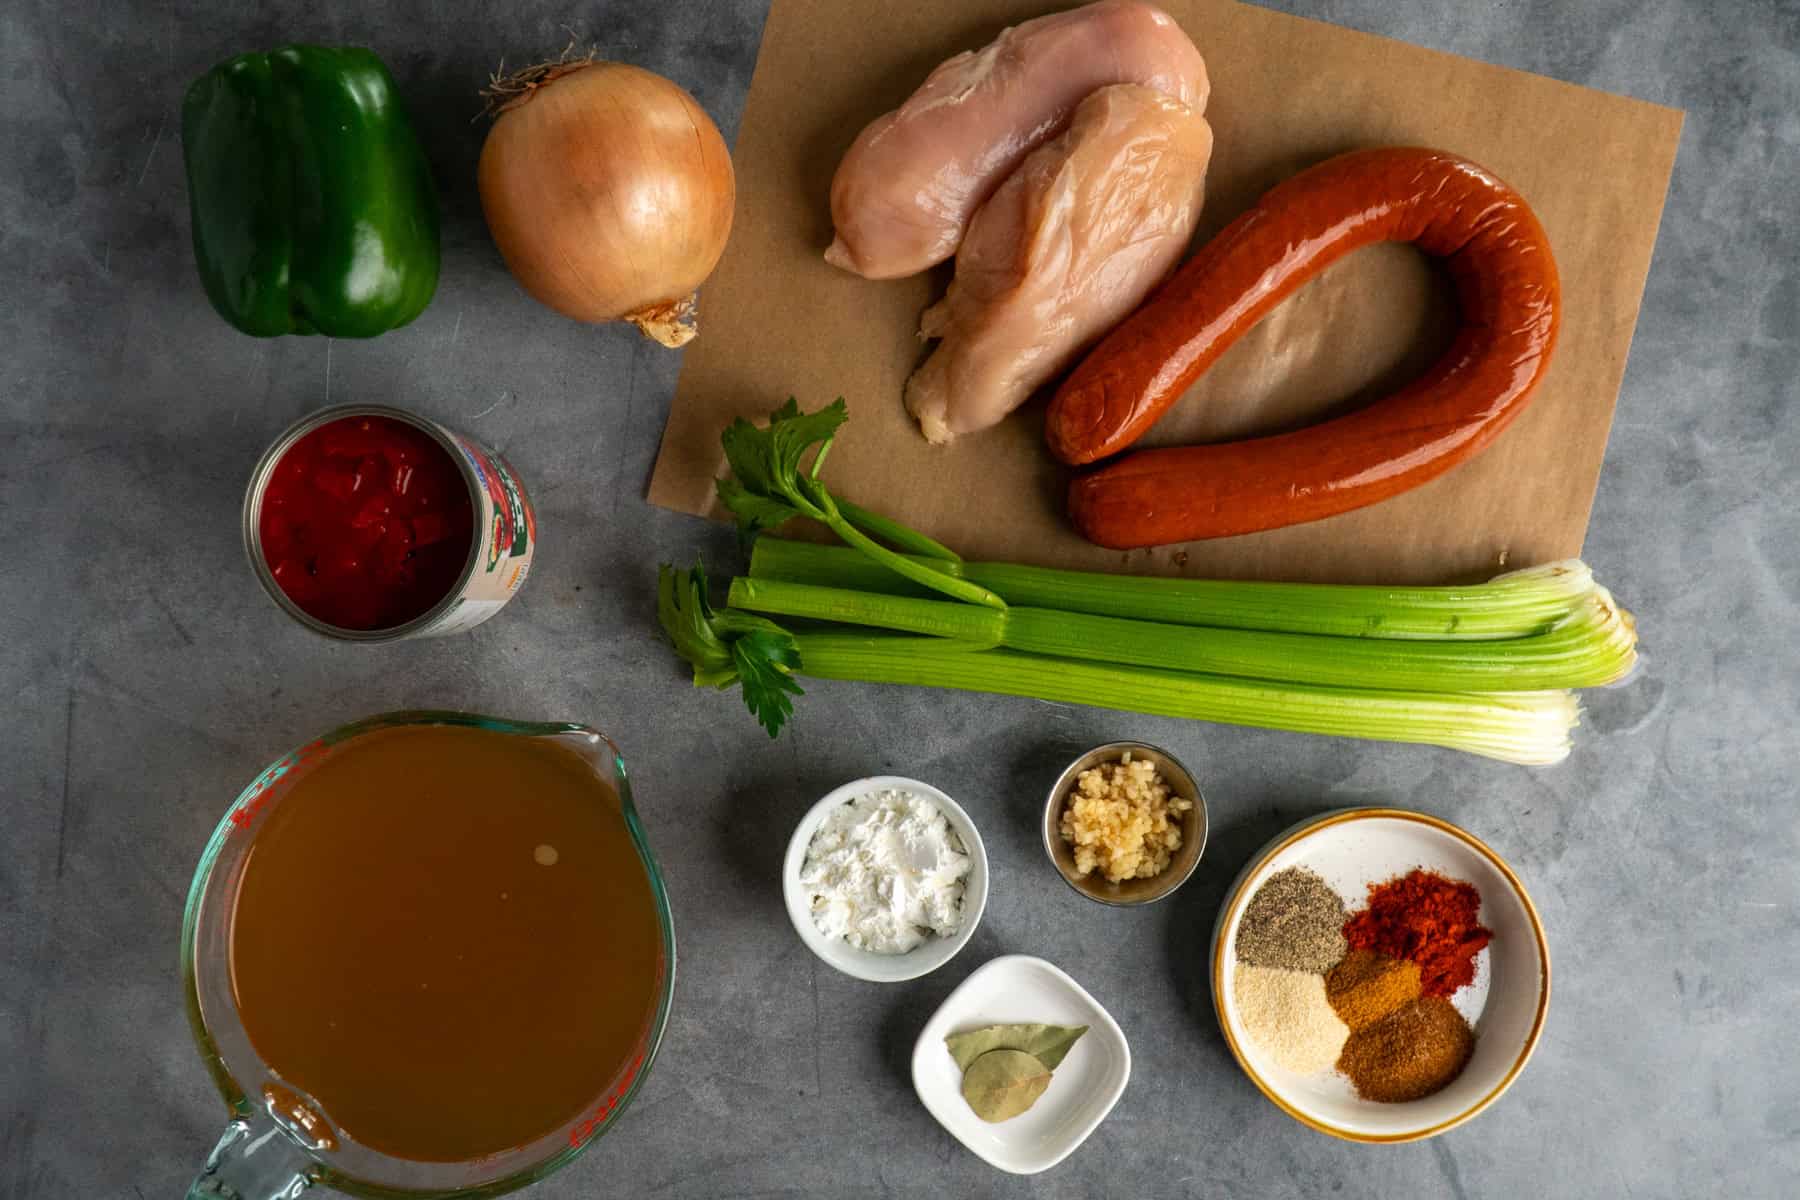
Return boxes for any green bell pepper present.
[181,45,440,337]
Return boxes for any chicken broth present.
[228,724,664,1162]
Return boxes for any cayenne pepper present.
[1341,869,1491,998]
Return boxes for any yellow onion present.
[478,58,735,347]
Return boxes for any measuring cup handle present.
[187,1117,315,1200]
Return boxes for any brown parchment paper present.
[648,0,1682,583]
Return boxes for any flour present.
[800,788,971,954]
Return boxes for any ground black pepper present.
[1236,866,1348,973]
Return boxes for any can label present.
[417,430,538,639]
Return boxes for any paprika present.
[1341,869,1491,998]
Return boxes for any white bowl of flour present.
[783,776,989,982]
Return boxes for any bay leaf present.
[960,1049,1052,1123]
[944,1023,1089,1072]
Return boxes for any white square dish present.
[910,955,1130,1174]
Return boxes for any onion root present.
[627,294,700,348]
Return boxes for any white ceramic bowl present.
[1211,807,1550,1142]
[782,775,989,983]
[911,955,1130,1174]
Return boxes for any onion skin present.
[478,61,735,346]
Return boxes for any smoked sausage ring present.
[1044,146,1561,548]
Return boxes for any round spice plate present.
[1209,807,1550,1142]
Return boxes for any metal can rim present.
[241,404,486,643]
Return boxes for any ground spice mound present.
[1326,949,1422,1031]
[1342,869,1491,998]
[1337,996,1475,1102]
[1234,965,1349,1075]
[1236,866,1347,973]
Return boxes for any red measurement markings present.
[230,740,327,832]
[568,1049,647,1147]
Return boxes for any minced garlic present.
[1058,753,1193,883]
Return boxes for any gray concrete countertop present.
[4,2,1795,1197]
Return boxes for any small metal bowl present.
[1043,741,1207,906]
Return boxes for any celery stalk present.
[727,577,1637,692]
[729,576,1002,645]
[835,500,962,561]
[659,563,1585,764]
[791,633,1579,766]
[748,539,1601,641]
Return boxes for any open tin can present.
[243,404,536,641]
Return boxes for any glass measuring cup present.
[181,711,676,1199]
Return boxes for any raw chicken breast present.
[825,0,1206,280]
[905,84,1212,444]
